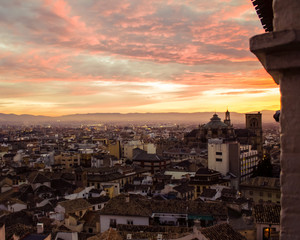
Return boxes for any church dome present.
[203,113,228,129]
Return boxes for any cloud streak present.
[0,0,279,115]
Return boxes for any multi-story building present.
[239,177,280,204]
[132,149,171,174]
[122,140,156,160]
[55,152,80,168]
[189,168,230,198]
[208,138,258,187]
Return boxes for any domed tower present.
[203,113,232,140]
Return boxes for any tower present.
[245,112,263,156]
[224,109,231,126]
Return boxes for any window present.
[276,194,280,199]
[216,152,222,155]
[249,191,253,196]
[260,192,263,197]
[216,158,222,162]
[127,219,133,225]
[110,219,117,228]
[268,193,272,198]
[263,227,276,240]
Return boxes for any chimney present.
[37,223,44,234]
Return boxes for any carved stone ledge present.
[250,29,300,84]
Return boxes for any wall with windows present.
[100,214,149,233]
[208,139,231,175]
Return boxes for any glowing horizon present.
[0,0,280,116]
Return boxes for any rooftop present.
[201,223,246,240]
[58,198,92,213]
[254,204,280,224]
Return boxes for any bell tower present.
[246,112,263,155]
[224,109,231,126]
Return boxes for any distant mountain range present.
[0,110,278,125]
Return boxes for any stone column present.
[250,1,300,239]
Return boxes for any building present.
[54,152,80,169]
[239,177,280,204]
[185,112,235,147]
[53,198,92,221]
[99,194,227,233]
[189,168,230,198]
[132,149,171,174]
[249,1,300,238]
[123,140,156,160]
[108,140,121,160]
[208,139,259,186]
[253,204,280,240]
[245,113,263,155]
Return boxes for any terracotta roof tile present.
[254,204,280,224]
[58,198,92,213]
[201,223,247,240]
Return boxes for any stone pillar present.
[250,1,300,239]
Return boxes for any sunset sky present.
[0,0,280,116]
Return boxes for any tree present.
[252,153,273,177]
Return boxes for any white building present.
[208,139,258,186]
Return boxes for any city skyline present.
[0,0,280,116]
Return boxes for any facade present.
[189,168,230,198]
[185,112,235,147]
[99,194,227,233]
[0,198,27,212]
[208,139,258,185]
[240,177,280,204]
[240,145,259,182]
[108,140,121,160]
[123,140,156,160]
[55,152,80,168]
[254,204,280,240]
[132,149,171,174]
[54,198,92,221]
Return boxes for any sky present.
[0,0,280,116]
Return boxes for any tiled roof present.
[200,188,217,198]
[240,177,280,189]
[0,210,35,228]
[58,198,92,213]
[196,168,220,175]
[221,188,237,196]
[100,194,152,217]
[82,211,100,227]
[100,194,227,217]
[87,228,123,240]
[117,224,193,239]
[5,223,36,239]
[133,149,164,162]
[201,223,247,240]
[254,204,280,224]
[87,172,123,182]
[22,234,50,240]
[0,197,26,206]
[51,179,76,192]
[87,196,110,205]
[27,172,50,184]
[173,184,194,194]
